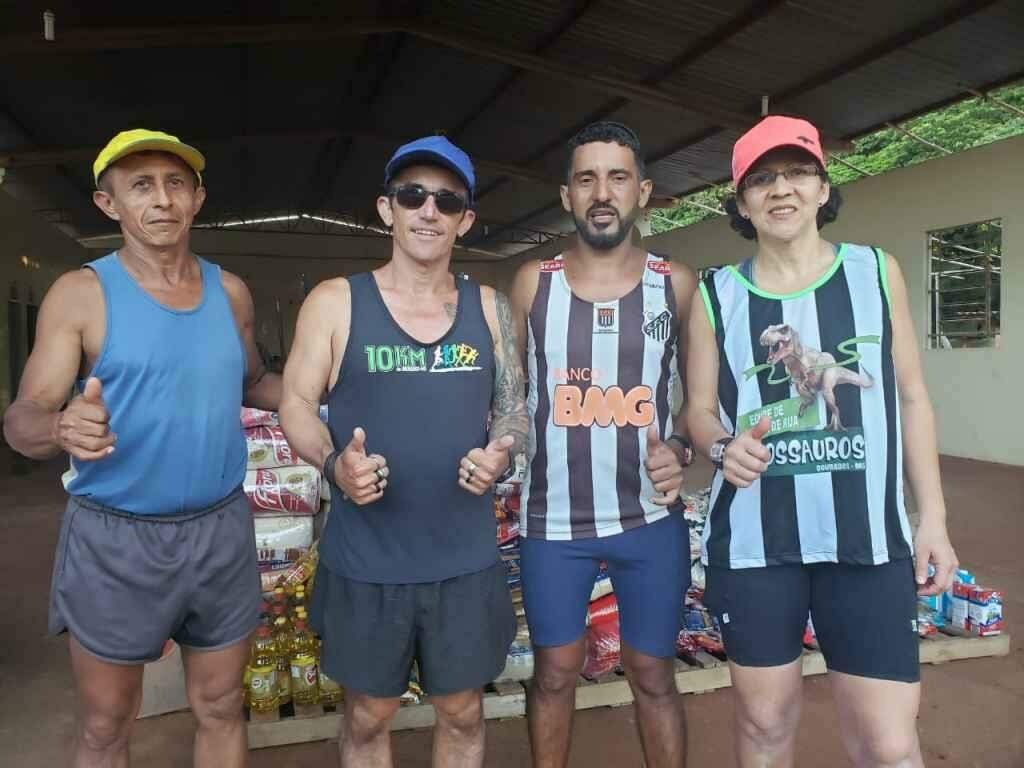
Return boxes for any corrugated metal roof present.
[0,0,1021,253]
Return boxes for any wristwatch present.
[665,434,694,467]
[709,437,734,469]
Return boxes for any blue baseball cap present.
[384,135,476,204]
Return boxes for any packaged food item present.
[278,543,320,592]
[967,587,1004,636]
[253,515,314,551]
[951,581,974,630]
[590,572,613,602]
[582,595,621,679]
[944,568,975,619]
[247,626,280,713]
[916,603,939,637]
[245,466,321,515]
[246,425,305,469]
[241,407,279,429]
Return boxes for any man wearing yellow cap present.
[3,129,280,767]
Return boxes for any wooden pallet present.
[247,630,1010,750]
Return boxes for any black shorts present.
[704,558,920,683]
[310,561,516,698]
[48,489,261,664]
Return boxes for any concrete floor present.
[1,454,1021,767]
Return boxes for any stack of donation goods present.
[495,457,532,679]
[241,408,343,713]
[917,566,1005,638]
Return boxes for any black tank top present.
[322,272,499,583]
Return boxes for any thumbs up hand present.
[55,376,116,461]
[329,427,389,505]
[723,416,772,488]
[644,424,685,506]
[458,434,515,496]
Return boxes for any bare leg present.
[183,639,251,768]
[526,637,586,768]
[831,671,923,768]
[340,691,400,768]
[729,659,804,768]
[431,688,485,768]
[69,635,145,768]
[620,641,686,767]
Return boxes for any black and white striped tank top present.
[700,243,912,569]
[521,253,681,540]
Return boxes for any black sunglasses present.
[388,183,469,216]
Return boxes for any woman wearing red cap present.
[687,115,957,767]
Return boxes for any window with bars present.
[927,219,1002,350]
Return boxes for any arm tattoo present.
[490,292,529,458]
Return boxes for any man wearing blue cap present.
[280,135,526,767]
[3,129,280,767]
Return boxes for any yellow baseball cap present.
[93,129,205,187]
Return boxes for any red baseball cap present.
[732,116,824,186]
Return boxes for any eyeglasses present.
[742,165,822,190]
[388,183,469,215]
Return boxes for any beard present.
[573,202,639,250]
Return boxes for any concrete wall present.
[642,135,1023,465]
[0,190,90,410]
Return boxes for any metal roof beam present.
[448,0,597,140]
[0,128,563,187]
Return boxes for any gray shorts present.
[48,489,261,664]
[310,561,516,698]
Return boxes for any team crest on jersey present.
[540,260,565,273]
[643,310,672,342]
[593,304,618,334]
[430,342,482,373]
[646,259,671,275]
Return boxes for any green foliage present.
[651,82,1024,235]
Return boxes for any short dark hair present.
[724,178,843,240]
[565,121,646,182]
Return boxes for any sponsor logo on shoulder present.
[646,259,671,275]
[540,259,565,273]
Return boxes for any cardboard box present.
[967,586,1004,636]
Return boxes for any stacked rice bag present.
[241,408,322,593]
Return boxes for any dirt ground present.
[1,454,1020,767]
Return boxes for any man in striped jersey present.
[510,122,697,768]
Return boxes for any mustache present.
[587,203,619,218]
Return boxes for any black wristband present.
[322,448,342,488]
[666,434,694,467]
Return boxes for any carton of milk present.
[951,581,974,630]
[945,569,975,624]
[967,587,1004,636]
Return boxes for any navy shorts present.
[704,558,920,682]
[520,513,689,659]
[48,489,261,664]
[310,561,516,698]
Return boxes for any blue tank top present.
[63,253,247,515]
[322,272,499,584]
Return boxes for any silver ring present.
[375,467,386,481]
[467,461,478,475]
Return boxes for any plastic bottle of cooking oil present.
[290,619,320,705]
[247,626,280,713]
[272,615,293,705]
[290,586,307,618]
